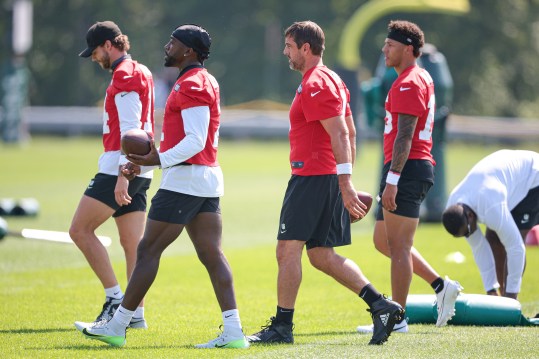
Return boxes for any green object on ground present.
[405,294,539,326]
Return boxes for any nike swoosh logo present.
[311,90,321,97]
[225,314,233,318]
[191,86,203,91]
[82,328,106,338]
[280,230,287,234]
[400,87,411,91]
[123,75,133,79]
[120,92,129,97]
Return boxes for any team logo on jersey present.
[174,84,180,92]
[297,84,302,94]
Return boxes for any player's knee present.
[119,235,141,252]
[307,249,331,272]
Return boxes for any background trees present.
[1,0,538,117]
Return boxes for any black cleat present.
[368,296,404,345]
[247,317,294,344]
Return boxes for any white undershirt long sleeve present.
[447,149,539,293]
[158,106,223,197]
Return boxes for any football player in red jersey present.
[81,24,249,349]
[361,21,462,332]
[71,21,154,331]
[247,21,403,346]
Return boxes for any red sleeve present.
[390,82,426,117]
[178,76,214,110]
[112,66,146,94]
[301,81,343,122]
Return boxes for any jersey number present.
[384,93,435,141]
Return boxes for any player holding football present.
[247,21,404,346]
[443,149,539,299]
[71,21,154,330]
[357,20,462,334]
[79,24,249,349]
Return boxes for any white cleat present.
[81,320,126,347]
[435,276,464,327]
[75,317,147,332]
[195,331,250,349]
[357,318,409,334]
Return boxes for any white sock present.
[109,305,135,333]
[134,306,145,319]
[222,309,243,337]
[104,285,123,299]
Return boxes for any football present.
[351,191,373,223]
[121,129,152,156]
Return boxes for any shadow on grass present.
[0,328,72,334]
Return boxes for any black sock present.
[276,306,294,324]
[431,277,445,294]
[359,283,383,307]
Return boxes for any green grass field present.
[1,137,538,358]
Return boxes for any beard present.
[164,53,176,67]
[288,57,304,72]
[98,53,111,70]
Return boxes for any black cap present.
[172,24,211,59]
[79,21,122,58]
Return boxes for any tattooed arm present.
[381,113,418,211]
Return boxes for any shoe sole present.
[82,328,126,347]
[357,321,408,334]
[195,338,250,349]
[246,335,293,344]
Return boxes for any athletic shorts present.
[84,173,151,218]
[375,160,434,220]
[277,175,351,249]
[512,186,539,230]
[148,189,220,224]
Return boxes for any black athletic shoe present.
[368,296,404,345]
[247,317,294,344]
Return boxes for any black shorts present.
[148,189,220,224]
[376,160,434,220]
[512,186,539,230]
[277,175,351,249]
[84,173,151,218]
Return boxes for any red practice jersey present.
[383,64,435,165]
[103,59,154,151]
[160,67,220,166]
[288,66,352,176]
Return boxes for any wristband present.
[386,170,400,185]
[336,163,353,175]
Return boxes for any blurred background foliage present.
[1,0,538,117]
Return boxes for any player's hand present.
[381,184,398,212]
[339,176,367,221]
[121,162,140,181]
[114,176,132,206]
[127,140,161,166]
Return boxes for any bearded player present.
[79,24,249,349]
[71,21,154,330]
